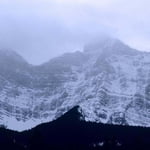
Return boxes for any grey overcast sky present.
[0,0,150,65]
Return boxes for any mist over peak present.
[83,36,139,57]
[0,48,27,65]
[0,0,150,65]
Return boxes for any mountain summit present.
[0,38,150,131]
[84,37,139,56]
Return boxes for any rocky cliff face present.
[0,38,150,131]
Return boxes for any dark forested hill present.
[0,106,150,150]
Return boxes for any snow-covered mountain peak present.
[1,40,150,131]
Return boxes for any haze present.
[0,0,150,65]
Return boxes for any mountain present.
[0,37,150,131]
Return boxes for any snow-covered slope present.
[0,38,150,131]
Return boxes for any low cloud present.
[0,0,149,64]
